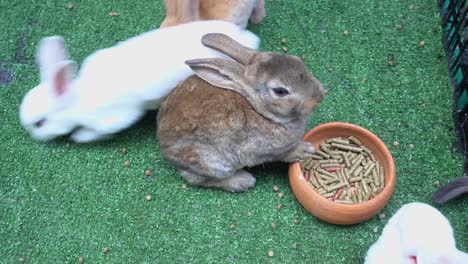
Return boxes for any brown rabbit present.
[160,0,265,29]
[157,33,326,192]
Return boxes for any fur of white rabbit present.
[365,202,468,264]
[19,20,259,142]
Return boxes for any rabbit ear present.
[37,36,69,82]
[185,58,247,97]
[201,33,256,65]
[49,60,76,97]
[432,177,468,204]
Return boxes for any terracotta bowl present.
[288,122,396,225]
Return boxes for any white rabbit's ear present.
[49,60,76,97]
[37,36,69,82]
[185,58,247,97]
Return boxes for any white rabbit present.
[365,202,468,264]
[19,20,259,142]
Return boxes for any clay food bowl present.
[289,122,396,225]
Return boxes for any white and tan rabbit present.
[157,33,326,192]
[19,21,259,142]
[365,202,468,264]
[160,0,266,29]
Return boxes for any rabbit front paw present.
[283,142,315,162]
[71,128,111,143]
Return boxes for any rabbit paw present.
[71,128,110,143]
[249,0,266,24]
[283,142,315,162]
[206,170,256,192]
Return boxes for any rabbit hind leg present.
[180,169,256,192]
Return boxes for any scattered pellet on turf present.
[409,144,414,149]
[229,224,235,229]
[67,4,74,10]
[293,219,299,225]
[276,203,282,210]
[109,12,119,17]
[301,54,306,60]
[145,169,151,176]
[419,40,425,47]
[387,60,397,66]
[271,222,277,228]
[327,67,333,72]
[433,180,440,187]
[292,243,297,249]
[182,184,187,190]
[19,258,26,263]
[268,250,274,257]
[146,194,152,201]
[124,161,131,167]
[65,143,70,148]
[103,247,109,254]
[373,227,379,233]
[396,24,403,31]
[392,141,399,147]
[247,212,252,218]
[121,147,127,155]
[282,46,288,52]
[378,213,385,219]
[280,37,286,44]
[278,192,284,198]
[362,77,368,83]
[343,30,349,36]
[78,256,84,264]
[273,185,279,192]
[421,103,427,109]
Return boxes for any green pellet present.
[331,142,363,153]
[311,154,324,160]
[331,138,350,145]
[316,149,331,159]
[317,169,336,179]
[339,189,347,200]
[335,199,353,205]
[363,162,376,177]
[353,166,364,177]
[320,163,341,168]
[348,136,362,146]
[350,188,358,204]
[323,178,340,185]
[326,182,347,192]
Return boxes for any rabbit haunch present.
[19,21,259,142]
[160,0,265,29]
[157,33,326,192]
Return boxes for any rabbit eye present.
[34,118,46,128]
[273,87,290,97]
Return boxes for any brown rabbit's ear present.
[201,33,256,65]
[432,177,468,204]
[186,58,247,97]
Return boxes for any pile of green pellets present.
[300,136,385,204]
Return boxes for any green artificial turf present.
[1,0,467,263]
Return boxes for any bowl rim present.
[289,122,396,212]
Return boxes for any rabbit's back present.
[157,75,298,167]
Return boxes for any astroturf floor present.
[1,0,467,263]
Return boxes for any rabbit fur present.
[433,177,468,204]
[157,33,326,192]
[365,202,468,264]
[19,20,259,142]
[160,0,265,29]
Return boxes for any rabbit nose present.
[34,118,46,128]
